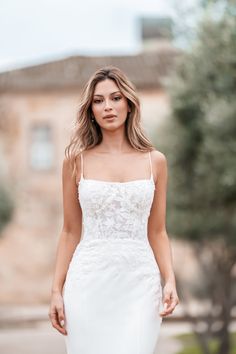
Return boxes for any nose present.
[104,98,112,111]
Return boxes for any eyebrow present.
[93,91,121,97]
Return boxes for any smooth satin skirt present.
[62,239,163,354]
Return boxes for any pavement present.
[0,321,189,354]
[0,305,192,354]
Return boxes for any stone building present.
[0,46,192,304]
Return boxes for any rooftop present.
[0,45,181,92]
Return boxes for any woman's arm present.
[148,150,179,317]
[49,154,82,334]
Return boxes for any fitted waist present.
[73,237,156,266]
[80,236,150,245]
[81,230,149,243]
[67,235,161,281]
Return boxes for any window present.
[29,124,54,170]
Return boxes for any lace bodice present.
[77,151,155,243]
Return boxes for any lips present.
[103,115,116,119]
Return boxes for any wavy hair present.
[64,65,155,177]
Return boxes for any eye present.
[93,99,103,104]
[113,96,122,101]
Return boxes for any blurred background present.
[0,0,235,353]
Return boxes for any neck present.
[98,127,132,153]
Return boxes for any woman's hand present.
[159,281,179,317]
[48,292,67,335]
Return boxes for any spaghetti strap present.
[148,151,153,180]
[80,152,84,180]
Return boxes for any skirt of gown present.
[62,238,163,354]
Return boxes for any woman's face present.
[91,78,131,130]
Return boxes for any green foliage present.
[201,0,236,15]
[176,332,236,354]
[156,6,236,354]
[164,12,236,245]
[0,185,14,235]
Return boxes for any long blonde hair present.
[65,65,155,177]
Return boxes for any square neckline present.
[77,151,154,186]
[79,176,154,185]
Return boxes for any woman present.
[49,65,179,354]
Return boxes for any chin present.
[98,117,127,129]
[107,122,126,129]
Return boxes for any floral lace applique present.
[78,179,155,242]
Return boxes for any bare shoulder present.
[62,152,82,184]
[149,149,168,181]
[150,149,167,165]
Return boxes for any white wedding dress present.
[62,151,163,354]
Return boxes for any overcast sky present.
[0,0,197,72]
